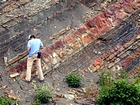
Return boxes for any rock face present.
[0,0,139,105]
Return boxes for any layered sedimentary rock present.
[0,0,139,104]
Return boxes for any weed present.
[98,70,114,87]
[34,84,52,104]
[0,96,16,105]
[65,71,82,88]
[97,79,140,105]
[97,69,140,105]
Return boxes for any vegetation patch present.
[32,84,53,104]
[0,96,16,105]
[65,71,82,88]
[96,69,140,105]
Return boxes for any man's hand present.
[40,46,44,49]
[27,47,30,52]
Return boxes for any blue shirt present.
[27,38,43,57]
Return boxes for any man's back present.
[27,38,43,57]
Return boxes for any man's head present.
[28,34,36,40]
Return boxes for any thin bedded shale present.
[0,0,139,105]
[124,55,140,72]
[52,10,140,75]
[0,1,94,65]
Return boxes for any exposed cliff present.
[0,0,139,104]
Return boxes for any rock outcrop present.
[0,0,139,104]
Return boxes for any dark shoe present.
[22,79,31,83]
[39,79,44,82]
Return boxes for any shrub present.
[34,84,52,104]
[97,79,140,105]
[98,70,114,87]
[31,99,41,105]
[65,71,82,88]
[0,96,9,105]
[117,69,128,80]
[0,96,16,105]
[134,74,140,93]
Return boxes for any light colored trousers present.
[26,54,44,81]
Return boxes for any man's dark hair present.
[28,35,36,40]
[30,35,36,39]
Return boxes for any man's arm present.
[40,46,44,49]
[27,47,30,52]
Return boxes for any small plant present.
[34,84,52,104]
[134,73,140,93]
[0,96,16,105]
[117,69,128,80]
[97,79,140,105]
[98,70,114,87]
[0,96,9,105]
[65,71,82,88]
[31,99,41,105]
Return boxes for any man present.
[25,34,44,82]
